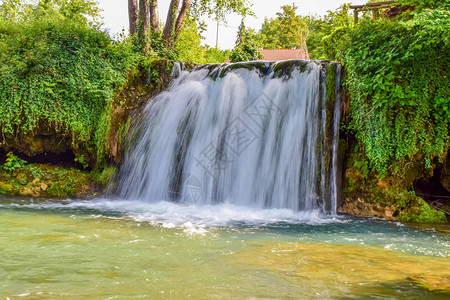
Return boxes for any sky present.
[97,0,367,50]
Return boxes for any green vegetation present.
[342,149,447,223]
[130,0,250,62]
[307,4,352,60]
[3,152,27,174]
[174,17,231,64]
[0,0,139,168]
[255,4,308,50]
[329,0,450,177]
[320,1,449,222]
[229,3,351,61]
[0,156,111,197]
[0,0,448,224]
[230,20,263,62]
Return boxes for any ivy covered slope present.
[0,1,143,197]
[332,0,449,222]
[0,4,138,168]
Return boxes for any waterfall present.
[115,60,342,214]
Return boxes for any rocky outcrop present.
[339,149,447,223]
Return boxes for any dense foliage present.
[255,4,308,50]
[174,16,230,64]
[230,20,262,62]
[333,0,450,176]
[305,4,352,60]
[0,1,138,165]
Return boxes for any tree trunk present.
[173,0,191,45]
[150,0,159,33]
[163,0,180,47]
[138,0,150,54]
[128,0,138,35]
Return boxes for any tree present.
[128,0,150,53]
[305,4,352,60]
[230,20,263,62]
[128,0,138,35]
[1,0,101,26]
[175,15,207,63]
[256,4,308,50]
[0,0,138,167]
[0,0,27,21]
[149,0,159,33]
[205,46,230,63]
[128,0,252,53]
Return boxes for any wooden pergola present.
[350,1,395,23]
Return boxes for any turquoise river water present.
[0,196,449,299]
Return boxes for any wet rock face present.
[0,126,75,162]
[338,198,397,219]
[340,150,447,223]
[440,154,450,194]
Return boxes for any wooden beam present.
[351,1,396,23]
[350,1,395,10]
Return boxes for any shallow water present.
[1,197,449,299]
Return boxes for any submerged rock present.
[409,274,450,294]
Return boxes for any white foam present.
[4,198,343,229]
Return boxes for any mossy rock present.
[341,145,447,223]
[399,197,446,223]
[93,166,117,187]
[0,181,13,194]
[16,173,28,185]
[46,181,75,198]
[0,163,111,198]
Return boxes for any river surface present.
[1,197,449,299]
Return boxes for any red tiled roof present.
[257,49,310,61]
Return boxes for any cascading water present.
[115,60,342,214]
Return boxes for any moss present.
[218,61,271,79]
[0,163,104,198]
[104,60,182,165]
[272,60,310,79]
[46,181,75,198]
[399,198,446,224]
[93,166,118,186]
[340,147,447,223]
[16,173,28,185]
[0,181,13,194]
